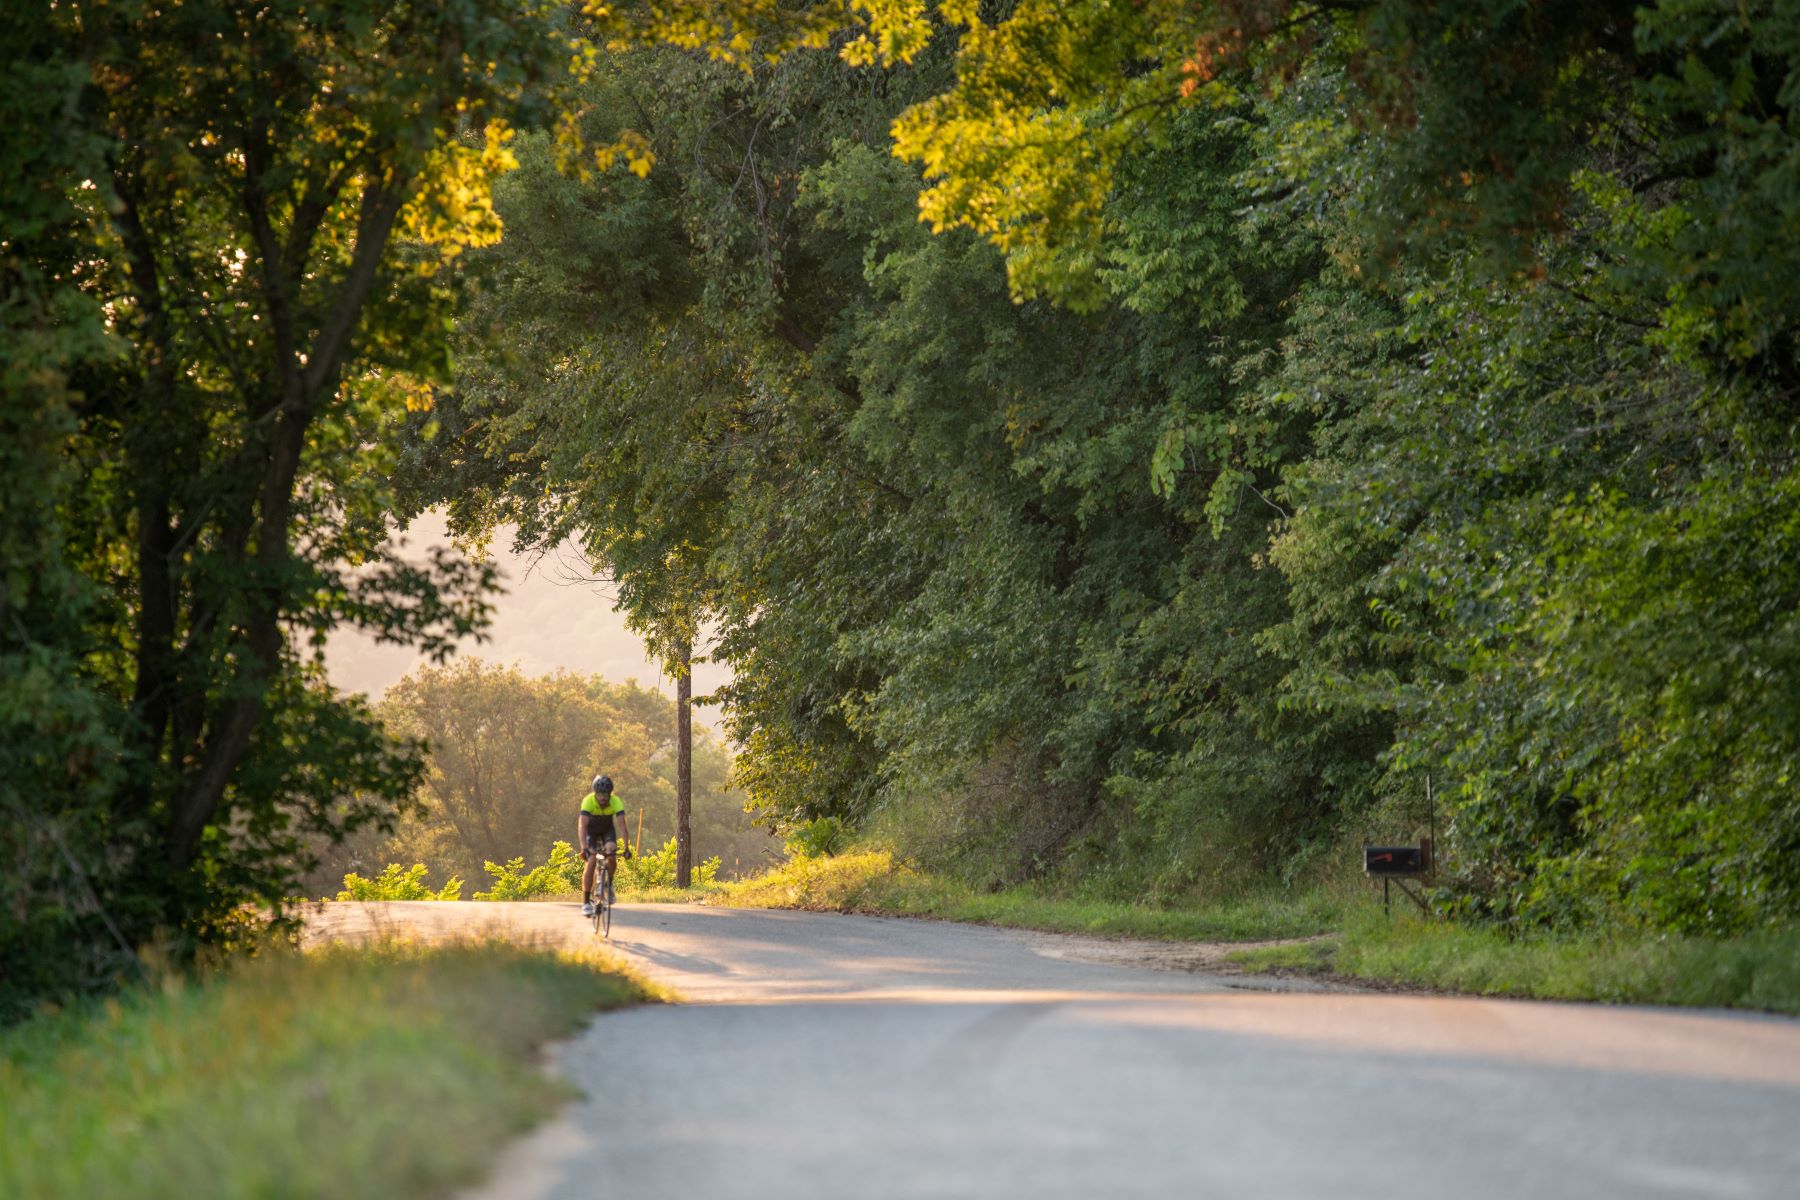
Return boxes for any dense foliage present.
[618,839,724,892]
[3,0,825,1015]
[425,3,1800,935]
[473,841,585,901]
[335,863,465,903]
[0,0,619,1014]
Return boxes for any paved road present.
[308,902,1800,1199]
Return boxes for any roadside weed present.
[0,939,648,1200]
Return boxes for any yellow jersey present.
[581,792,624,816]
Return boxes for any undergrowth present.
[0,939,650,1200]
[626,883,726,903]
[331,839,723,904]
[1328,915,1800,1013]
[337,862,464,901]
[711,850,1344,941]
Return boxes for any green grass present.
[1224,938,1339,972]
[1223,916,1800,1013]
[711,851,1344,941]
[1334,915,1800,1013]
[0,938,653,1200]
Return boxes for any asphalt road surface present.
[307,902,1800,1199]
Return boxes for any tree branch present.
[304,180,406,399]
[168,175,409,868]
[111,164,182,813]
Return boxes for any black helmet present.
[592,775,613,795]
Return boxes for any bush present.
[336,863,463,902]
[472,841,583,901]
[783,816,847,860]
[714,850,901,910]
[616,838,720,891]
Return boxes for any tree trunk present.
[163,180,406,870]
[676,637,692,889]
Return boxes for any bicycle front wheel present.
[593,866,612,938]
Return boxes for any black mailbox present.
[1364,845,1426,877]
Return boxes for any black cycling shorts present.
[582,813,619,853]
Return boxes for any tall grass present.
[1335,915,1800,1013]
[712,851,1344,941]
[0,940,650,1200]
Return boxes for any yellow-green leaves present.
[581,0,839,68]
[841,0,935,68]
[593,129,657,179]
[887,0,1225,307]
[401,120,521,265]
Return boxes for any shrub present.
[472,841,583,901]
[714,850,897,909]
[616,838,720,891]
[783,816,847,860]
[336,863,463,902]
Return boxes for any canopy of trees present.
[3,0,846,1016]
[423,3,1800,936]
[1,0,608,1015]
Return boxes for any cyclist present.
[578,774,629,917]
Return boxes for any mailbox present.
[1364,844,1427,877]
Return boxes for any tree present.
[0,1,126,1006]
[2,0,591,1010]
[379,661,654,879]
[14,0,1788,1009]
[305,661,761,890]
[410,9,1800,935]
[0,0,1076,1012]
[403,40,1362,906]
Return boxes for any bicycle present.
[586,840,633,938]
[590,851,613,939]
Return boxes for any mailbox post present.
[1364,776,1440,915]
[1364,839,1433,915]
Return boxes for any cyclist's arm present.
[577,810,593,854]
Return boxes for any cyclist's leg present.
[602,836,619,903]
[581,838,598,905]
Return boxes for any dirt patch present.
[1014,930,1359,989]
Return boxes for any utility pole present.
[676,636,693,888]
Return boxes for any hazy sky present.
[324,511,731,719]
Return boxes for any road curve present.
[307,901,1800,1200]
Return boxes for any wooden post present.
[676,637,692,889]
